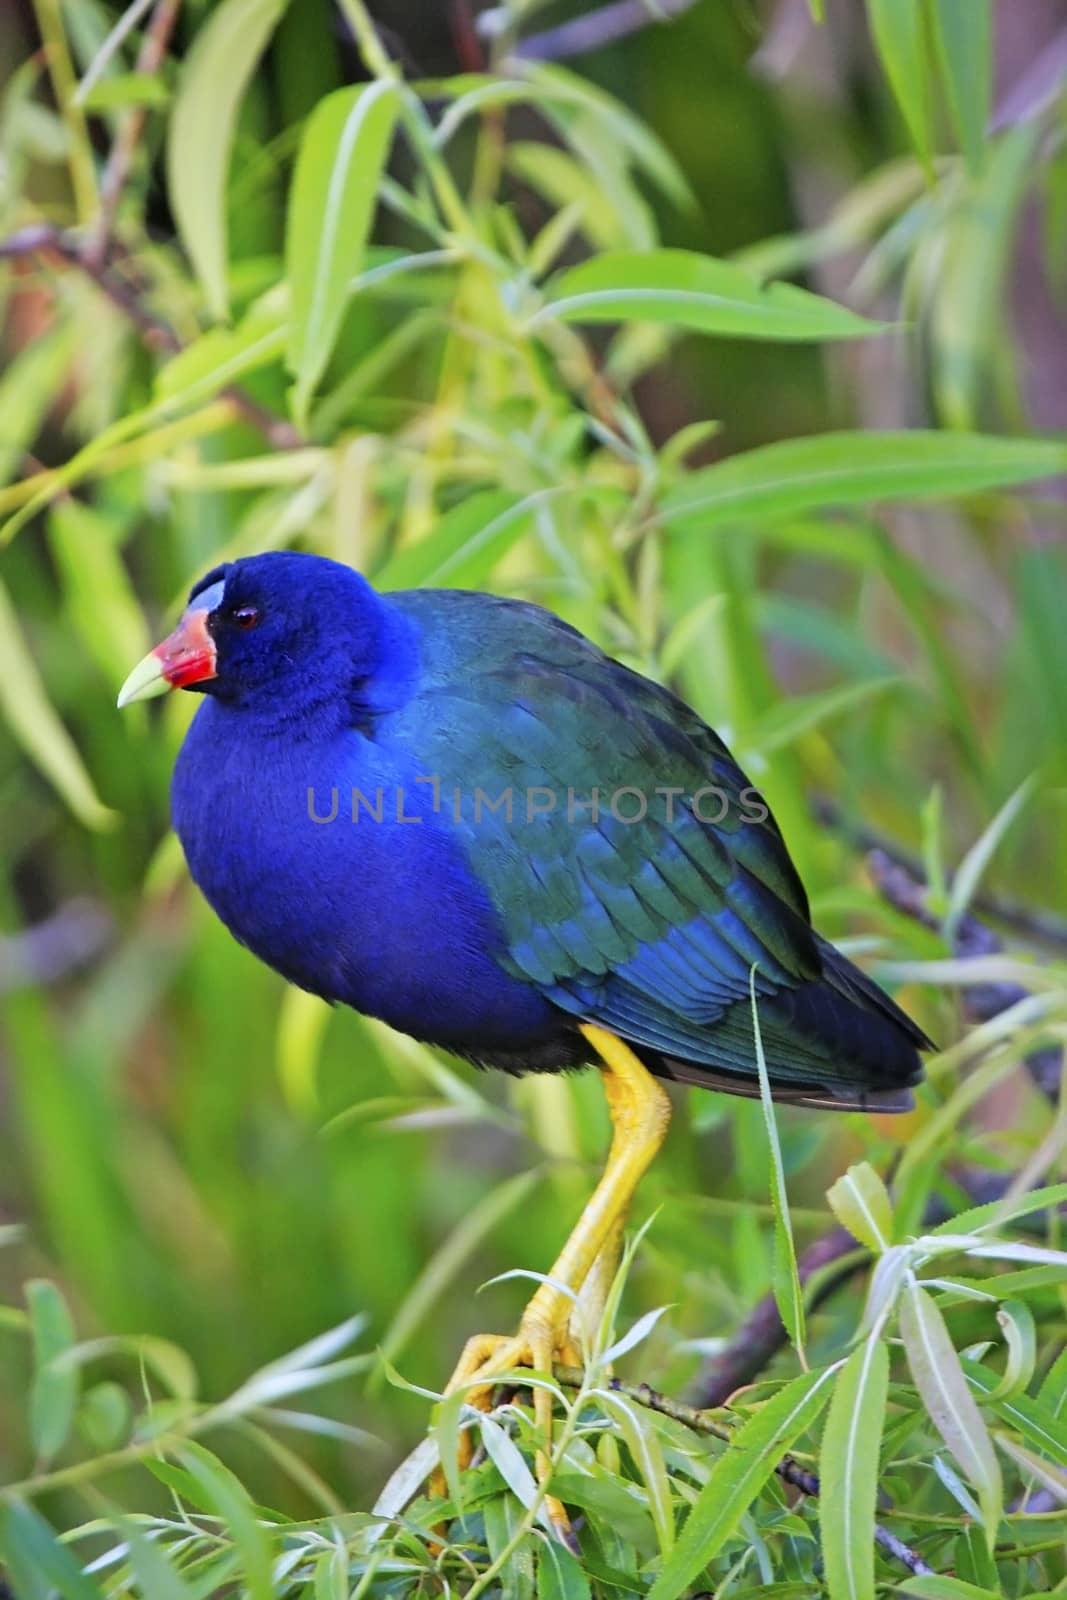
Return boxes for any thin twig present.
[0,224,300,449]
[554,1365,935,1578]
[510,0,701,62]
[85,0,184,270]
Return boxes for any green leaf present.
[662,432,1067,532]
[944,775,1036,943]
[80,70,170,112]
[866,0,932,170]
[174,1441,275,1600]
[479,1413,541,1516]
[898,1580,1002,1600]
[27,1279,78,1463]
[826,1162,893,1253]
[1038,1343,1067,1419]
[536,1534,592,1600]
[598,1391,675,1555]
[167,0,289,319]
[47,499,151,694]
[484,1496,535,1600]
[930,0,991,176]
[0,579,115,829]
[77,1380,131,1451]
[993,1433,1067,1506]
[374,489,541,591]
[929,126,1035,430]
[154,287,287,409]
[523,62,694,211]
[286,80,401,423]
[986,1300,1037,1401]
[646,1367,835,1600]
[535,250,884,342]
[121,1514,197,1600]
[963,1357,1067,1469]
[0,323,78,488]
[819,1337,889,1600]
[0,1500,106,1600]
[930,1180,1067,1239]
[751,975,805,1353]
[899,1284,1003,1546]
[742,677,901,759]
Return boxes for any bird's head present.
[118,551,393,723]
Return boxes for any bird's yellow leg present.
[437,1026,671,1536]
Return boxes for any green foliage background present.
[2,1,1067,1594]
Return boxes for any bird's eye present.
[231,605,260,629]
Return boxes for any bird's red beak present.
[117,603,218,707]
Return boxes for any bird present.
[119,549,929,1528]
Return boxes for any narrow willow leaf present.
[751,975,805,1352]
[646,1367,835,1600]
[742,677,900,758]
[662,432,1067,532]
[484,1496,536,1600]
[1038,1343,1067,1419]
[598,1391,675,1555]
[897,1579,1001,1600]
[167,0,289,318]
[986,1300,1037,1401]
[865,0,932,170]
[600,1303,671,1365]
[479,1414,540,1513]
[931,0,991,175]
[286,80,401,422]
[0,322,78,487]
[819,1337,888,1600]
[376,1168,539,1371]
[48,498,150,693]
[537,1534,592,1600]
[944,775,1036,943]
[899,1283,1002,1546]
[154,289,287,408]
[962,1357,1067,1468]
[954,1525,999,1591]
[0,579,115,829]
[826,1162,893,1253]
[930,1180,1067,1239]
[176,1441,275,1600]
[121,1514,197,1600]
[535,249,884,341]
[0,1500,106,1600]
[375,488,546,591]
[524,62,693,210]
[28,1279,78,1463]
[994,1433,1067,1506]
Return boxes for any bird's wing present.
[405,599,825,1066]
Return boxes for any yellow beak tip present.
[117,652,170,709]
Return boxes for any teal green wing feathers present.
[396,590,927,1106]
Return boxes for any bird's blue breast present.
[171,699,561,1054]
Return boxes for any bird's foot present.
[432,1292,583,1548]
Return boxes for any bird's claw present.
[431,1301,583,1546]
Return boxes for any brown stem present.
[553,1365,935,1578]
[0,223,300,450]
[84,0,184,271]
